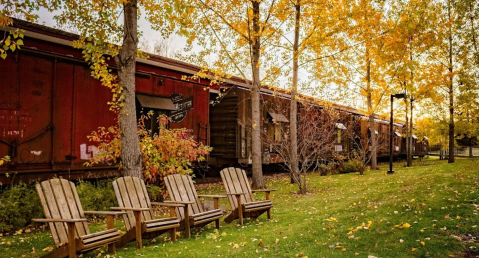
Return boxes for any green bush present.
[76,179,118,211]
[146,184,163,202]
[340,159,366,174]
[0,178,161,233]
[0,182,43,233]
[317,163,336,176]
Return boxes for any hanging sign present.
[170,92,193,123]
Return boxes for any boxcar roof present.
[5,18,373,118]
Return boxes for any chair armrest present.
[251,189,277,192]
[225,193,246,196]
[197,194,228,198]
[84,211,127,216]
[32,218,87,223]
[110,207,151,211]
[151,202,185,207]
[164,200,195,205]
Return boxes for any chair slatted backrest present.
[220,168,255,210]
[36,179,90,247]
[112,177,154,231]
[164,174,204,220]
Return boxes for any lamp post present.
[388,93,407,174]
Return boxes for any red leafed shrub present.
[86,112,212,196]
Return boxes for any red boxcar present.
[0,20,212,184]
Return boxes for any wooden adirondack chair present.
[164,174,226,238]
[112,176,181,249]
[220,167,276,225]
[33,178,125,258]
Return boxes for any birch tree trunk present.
[290,1,300,189]
[251,0,265,189]
[115,0,142,178]
[366,47,377,170]
[407,99,413,166]
[405,96,410,165]
[447,1,455,164]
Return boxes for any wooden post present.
[133,210,142,249]
[170,228,176,242]
[67,222,77,258]
[184,206,190,238]
[214,198,220,229]
[169,207,177,241]
[107,215,115,253]
[236,195,243,226]
[265,192,271,220]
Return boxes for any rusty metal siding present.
[72,60,116,166]
[52,60,74,165]
[0,52,16,160]
[15,54,53,166]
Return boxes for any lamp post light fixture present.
[388,93,407,174]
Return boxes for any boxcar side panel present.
[73,62,116,167]
[16,54,54,166]
[52,60,74,165]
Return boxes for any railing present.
[428,144,479,158]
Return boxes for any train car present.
[0,19,427,184]
[0,20,212,184]
[415,136,429,157]
[400,132,430,158]
[209,85,367,168]
[209,86,292,167]
[355,117,404,158]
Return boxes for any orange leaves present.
[86,113,212,196]
[0,156,10,166]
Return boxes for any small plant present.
[0,182,43,233]
[317,163,334,176]
[146,184,163,202]
[340,159,366,174]
[76,179,118,212]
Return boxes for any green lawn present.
[1,157,478,257]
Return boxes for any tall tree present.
[384,0,437,167]
[55,0,189,177]
[427,0,470,163]
[181,0,283,189]
[276,0,344,188]
[320,0,392,170]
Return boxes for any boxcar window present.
[336,129,342,144]
[274,124,281,142]
[267,111,289,143]
[136,94,177,134]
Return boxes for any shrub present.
[0,182,43,233]
[317,163,333,176]
[76,179,118,212]
[340,159,366,174]
[146,184,163,202]
[87,112,212,198]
